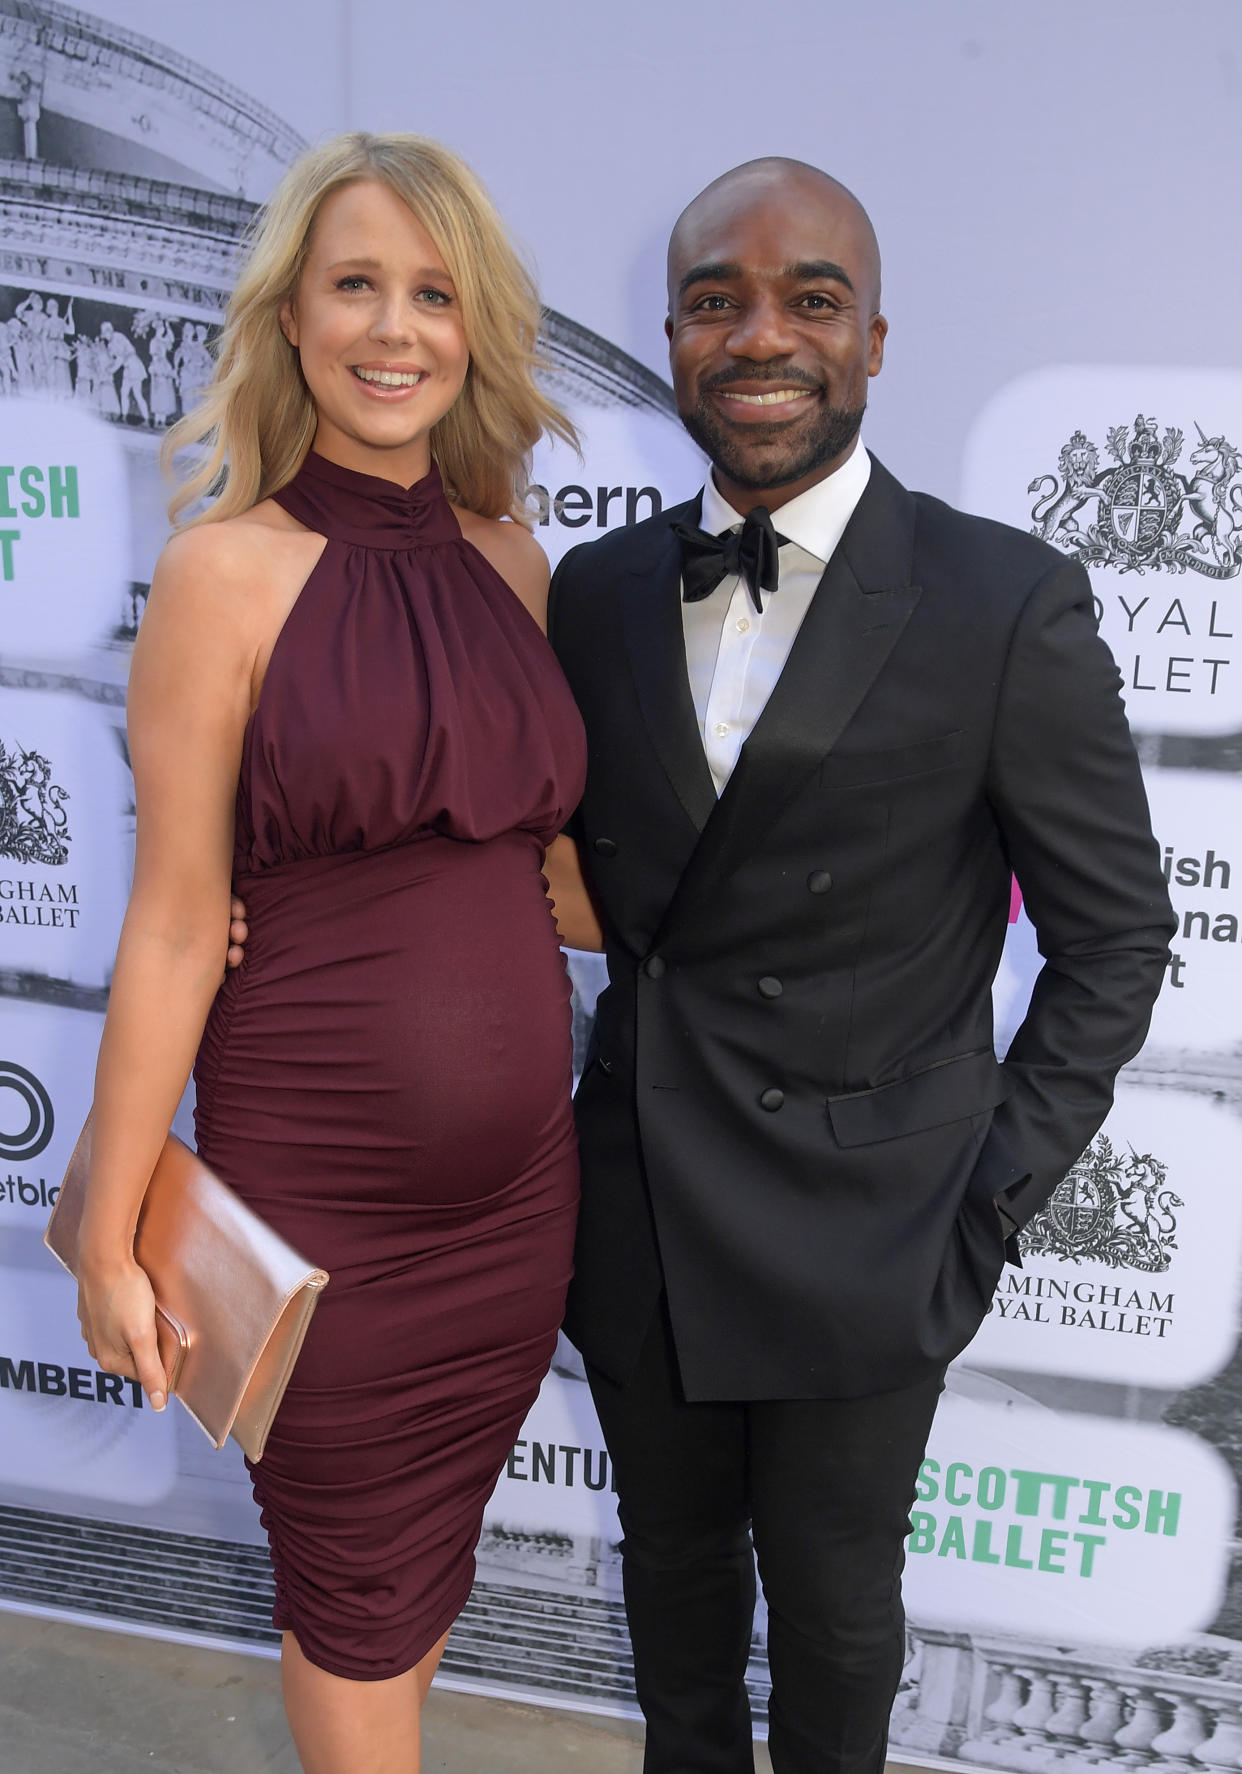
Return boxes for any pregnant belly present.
[195,831,575,1209]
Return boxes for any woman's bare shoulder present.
[160,499,314,571]
[455,508,550,628]
[153,503,323,620]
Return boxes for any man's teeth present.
[354,367,424,387]
[726,388,812,405]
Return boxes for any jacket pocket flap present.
[826,1048,1010,1147]
[821,730,963,790]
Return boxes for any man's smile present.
[709,383,821,422]
[719,387,816,406]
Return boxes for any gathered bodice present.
[234,452,585,874]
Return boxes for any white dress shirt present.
[682,441,872,793]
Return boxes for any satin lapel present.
[619,500,719,836]
[654,459,922,938]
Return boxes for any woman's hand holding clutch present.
[76,1253,168,1412]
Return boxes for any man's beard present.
[678,382,866,491]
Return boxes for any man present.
[99,319,150,424]
[546,158,1174,1774]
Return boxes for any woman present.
[42,298,74,397]
[75,132,599,1774]
[146,315,177,427]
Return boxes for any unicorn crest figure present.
[0,743,71,867]
[1183,422,1242,571]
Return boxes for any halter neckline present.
[272,451,461,551]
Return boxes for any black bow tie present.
[673,505,788,613]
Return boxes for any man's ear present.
[279,300,298,349]
[664,315,674,344]
[868,312,887,378]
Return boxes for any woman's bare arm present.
[78,523,261,1406]
[543,833,604,952]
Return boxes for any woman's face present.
[281,179,470,485]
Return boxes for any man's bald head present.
[663,157,887,509]
[668,159,882,315]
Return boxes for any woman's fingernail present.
[151,1391,166,1411]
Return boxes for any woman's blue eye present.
[332,278,453,304]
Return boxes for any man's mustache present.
[696,366,823,395]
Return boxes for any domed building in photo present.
[0,0,676,621]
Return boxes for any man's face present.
[666,172,886,510]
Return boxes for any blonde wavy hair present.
[164,132,575,525]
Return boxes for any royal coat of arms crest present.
[1021,1133,1181,1273]
[0,741,71,866]
[1029,414,1242,578]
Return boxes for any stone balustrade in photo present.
[889,1626,1242,1770]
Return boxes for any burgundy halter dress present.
[194,451,585,1680]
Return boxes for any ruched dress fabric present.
[193,452,586,1681]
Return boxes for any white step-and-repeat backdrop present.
[0,2,1238,1765]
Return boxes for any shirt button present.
[644,955,666,980]
[735,617,751,634]
[714,722,730,738]
[759,1087,785,1112]
[593,837,618,857]
[757,976,783,1000]
[807,870,833,894]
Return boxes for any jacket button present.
[593,837,618,857]
[757,976,783,999]
[644,955,666,980]
[759,1087,785,1112]
[807,870,832,894]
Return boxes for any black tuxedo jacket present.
[547,456,1174,1401]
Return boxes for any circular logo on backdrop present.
[0,1061,55,1160]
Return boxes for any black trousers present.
[586,1306,944,1774]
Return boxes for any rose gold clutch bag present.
[44,1114,329,1462]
